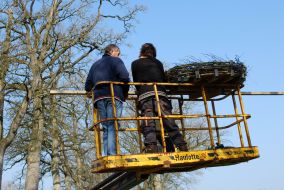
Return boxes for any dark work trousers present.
[139,96,187,150]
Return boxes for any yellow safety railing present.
[91,81,252,159]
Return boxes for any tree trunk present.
[25,74,44,190]
[50,85,61,190]
[0,83,4,142]
[60,142,73,190]
[0,6,12,148]
[64,171,71,190]
[75,151,83,189]
[0,81,4,190]
[153,175,162,190]
[0,95,29,190]
[0,146,4,190]
[51,131,61,190]
[25,117,44,190]
[73,115,83,189]
[25,108,44,189]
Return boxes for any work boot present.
[145,144,158,153]
[178,145,188,152]
[215,143,224,149]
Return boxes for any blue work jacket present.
[85,54,130,104]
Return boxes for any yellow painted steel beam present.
[232,94,245,147]
[153,84,167,152]
[237,86,252,147]
[211,100,221,145]
[49,89,284,96]
[91,114,250,127]
[178,98,186,138]
[135,100,143,152]
[91,147,259,173]
[201,86,215,148]
[89,117,248,132]
[110,83,120,155]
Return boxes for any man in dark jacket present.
[131,43,188,153]
[85,44,130,156]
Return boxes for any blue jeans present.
[96,99,123,156]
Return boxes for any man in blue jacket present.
[85,44,130,156]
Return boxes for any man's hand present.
[86,91,92,99]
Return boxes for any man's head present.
[139,43,156,58]
[104,44,120,57]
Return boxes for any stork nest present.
[166,61,247,99]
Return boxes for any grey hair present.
[104,44,120,55]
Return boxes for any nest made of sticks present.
[166,61,247,99]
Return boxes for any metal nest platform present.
[92,146,259,174]
[166,61,247,99]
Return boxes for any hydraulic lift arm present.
[91,171,149,190]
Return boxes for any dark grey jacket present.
[131,57,167,100]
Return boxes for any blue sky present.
[120,1,284,190]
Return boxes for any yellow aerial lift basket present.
[89,81,259,175]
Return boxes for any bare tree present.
[0,6,30,189]
[44,72,107,189]
[1,0,144,189]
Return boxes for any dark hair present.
[104,44,120,55]
[139,43,156,58]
